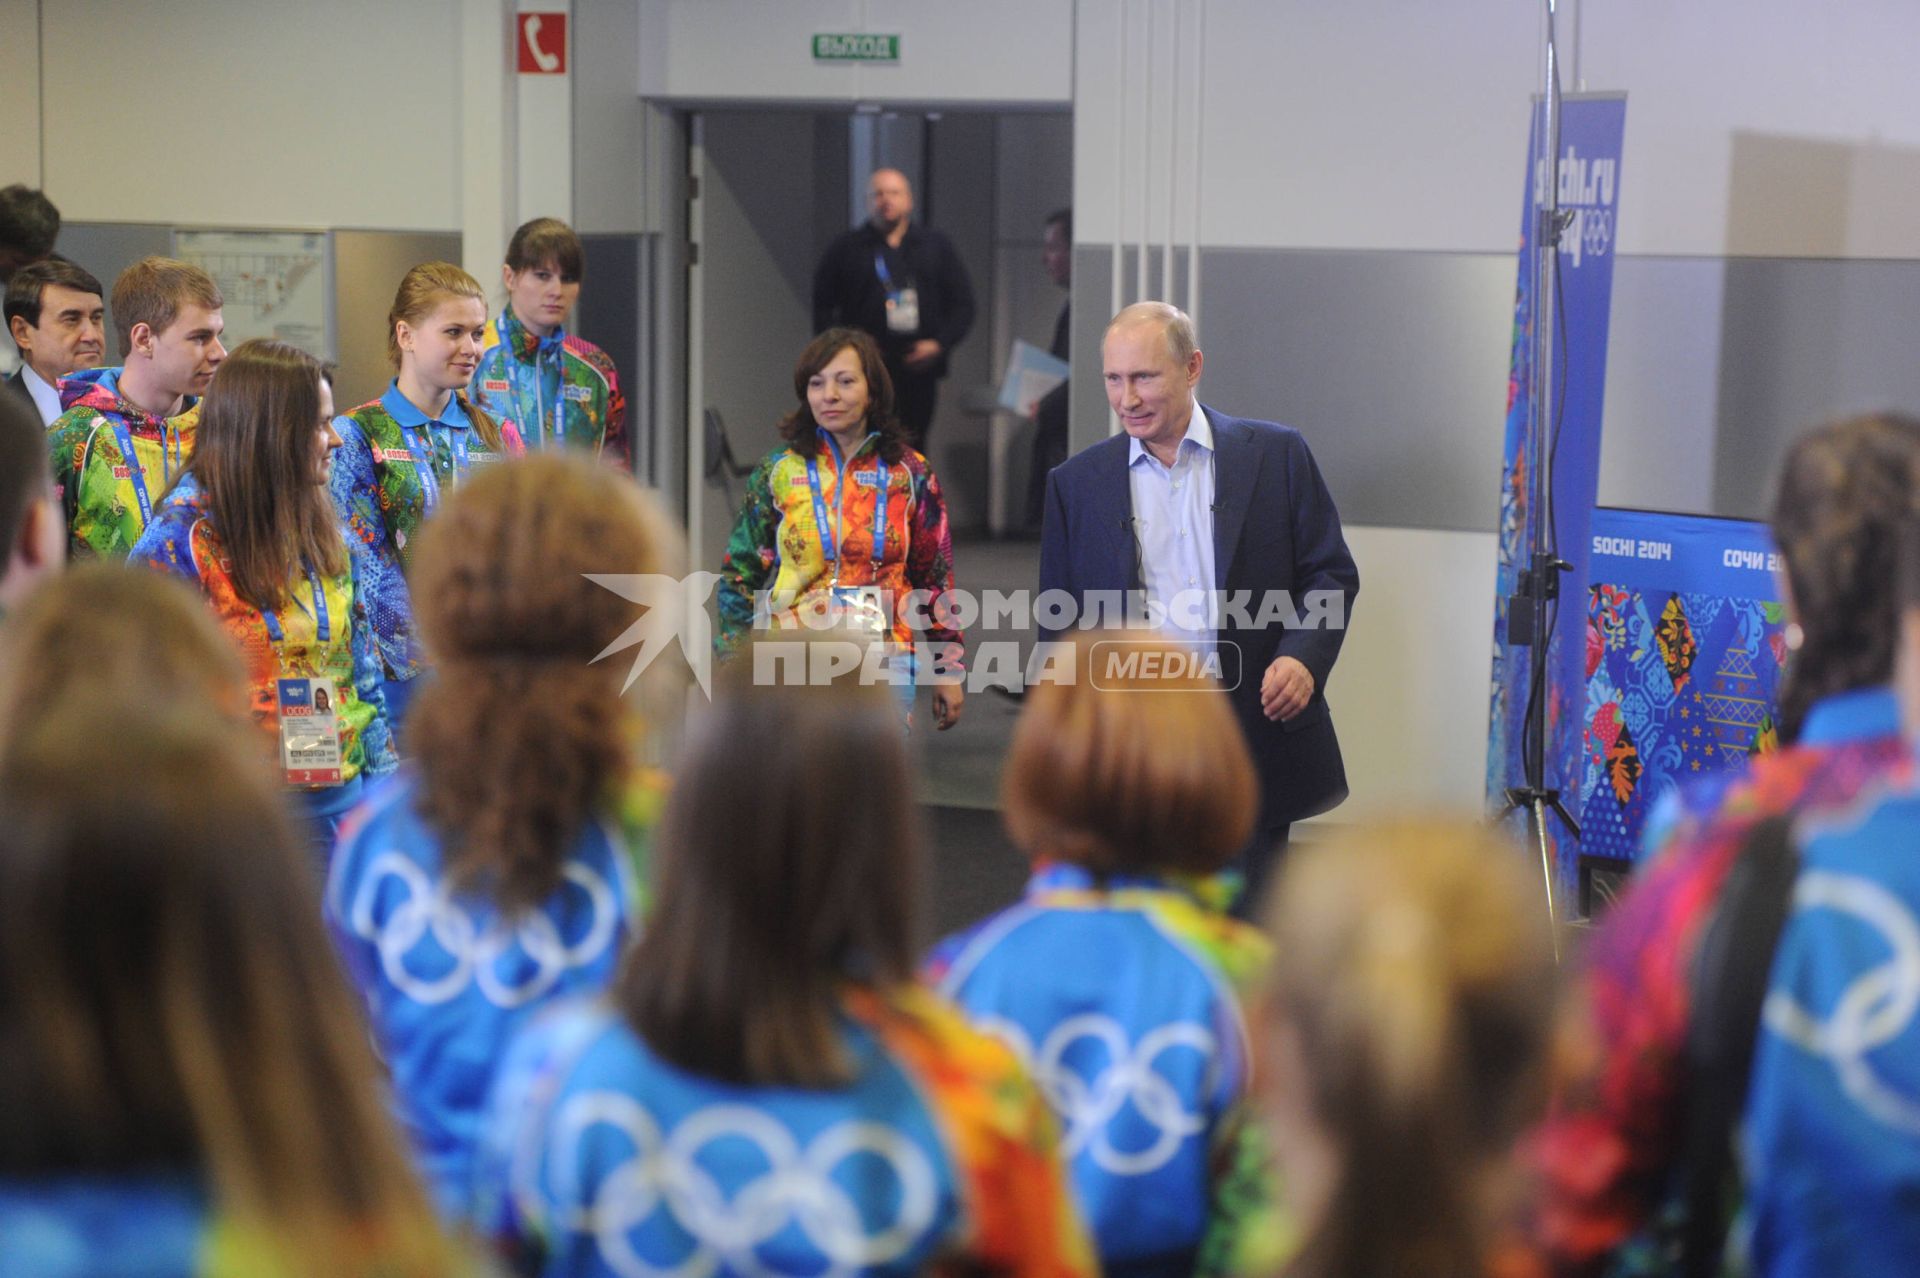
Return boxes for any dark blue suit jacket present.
[1037,406,1359,825]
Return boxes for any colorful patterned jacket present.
[471,309,626,466]
[716,431,965,668]
[0,1175,465,1276]
[44,366,198,559]
[130,472,395,789]
[1525,686,1906,1276]
[330,384,518,683]
[326,770,647,1219]
[928,864,1273,1277]
[470,987,1096,1277]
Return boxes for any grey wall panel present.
[1710,257,1920,519]
[53,223,175,360]
[331,230,463,409]
[1194,248,1513,532]
[1068,245,1920,534]
[1594,257,1725,516]
[576,233,642,471]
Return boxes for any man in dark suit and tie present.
[5,258,106,426]
[1038,300,1359,914]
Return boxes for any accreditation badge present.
[277,677,344,786]
[884,286,920,334]
[827,584,890,635]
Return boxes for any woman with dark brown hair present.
[131,337,394,863]
[0,699,463,1276]
[927,632,1271,1277]
[470,650,1095,1277]
[715,326,966,729]
[325,453,665,1218]
[1529,411,1920,1274]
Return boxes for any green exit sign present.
[813,33,900,62]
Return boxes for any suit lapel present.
[1097,438,1139,588]
[1209,409,1259,589]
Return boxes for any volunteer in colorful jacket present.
[331,262,517,730]
[470,217,626,466]
[45,255,224,558]
[715,326,965,729]
[131,339,394,862]
[326,455,664,1219]
[927,633,1271,1278]
[471,657,1094,1277]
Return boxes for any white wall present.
[0,4,39,186]
[1075,0,1920,258]
[39,0,466,231]
[637,0,1072,105]
[1330,526,1499,816]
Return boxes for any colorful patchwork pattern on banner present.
[1577,507,1785,861]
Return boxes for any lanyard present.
[109,418,179,526]
[872,251,898,292]
[261,562,332,648]
[394,417,470,516]
[505,328,567,445]
[805,433,888,583]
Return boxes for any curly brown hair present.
[405,454,674,912]
[1770,411,1920,741]
[777,327,909,463]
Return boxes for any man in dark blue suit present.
[1037,301,1358,913]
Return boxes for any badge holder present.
[277,676,344,786]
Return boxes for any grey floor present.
[910,532,1043,941]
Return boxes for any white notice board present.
[172,229,334,361]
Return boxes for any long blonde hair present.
[1261,818,1558,1278]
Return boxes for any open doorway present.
[684,106,1072,576]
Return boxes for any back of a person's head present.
[407,453,676,910]
[0,563,249,765]
[0,387,53,608]
[1769,411,1920,739]
[1002,631,1256,875]
[624,644,920,1088]
[1261,817,1557,1278]
[0,699,457,1275]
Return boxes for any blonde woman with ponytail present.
[1257,819,1558,1278]
[331,262,521,730]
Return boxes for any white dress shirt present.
[21,363,64,426]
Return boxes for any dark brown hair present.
[1769,411,1920,741]
[408,454,671,912]
[109,256,222,355]
[0,563,251,766]
[1263,818,1557,1278]
[180,339,346,612]
[1002,631,1256,875]
[777,327,908,463]
[4,255,104,330]
[621,649,920,1087]
[384,261,506,454]
[0,700,460,1275]
[505,216,584,282]
[0,386,47,559]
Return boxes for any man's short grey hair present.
[1106,300,1197,365]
